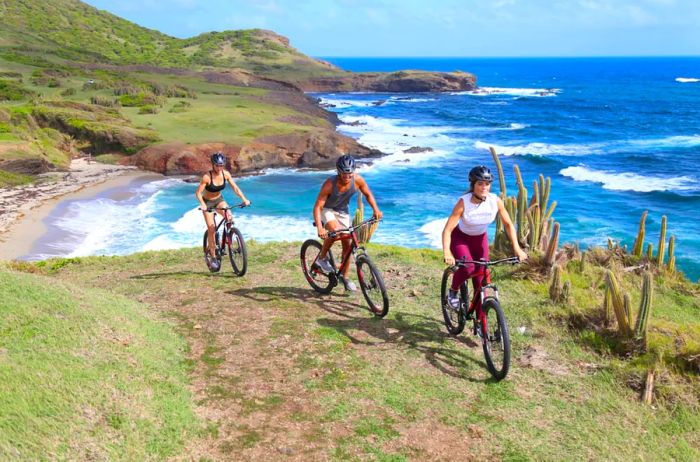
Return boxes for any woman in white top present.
[442,165,527,308]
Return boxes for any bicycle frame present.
[455,257,518,335]
[322,218,376,277]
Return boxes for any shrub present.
[90,95,118,107]
[138,104,158,114]
[60,88,76,97]
[0,79,35,101]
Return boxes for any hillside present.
[2,242,698,460]
[0,0,474,186]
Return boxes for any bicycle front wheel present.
[300,239,336,294]
[202,230,221,273]
[440,268,467,335]
[356,254,389,317]
[226,227,248,276]
[481,297,511,381]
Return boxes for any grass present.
[0,265,198,460]
[11,241,696,460]
[0,168,33,187]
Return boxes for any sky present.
[82,0,700,57]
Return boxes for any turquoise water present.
[30,58,700,280]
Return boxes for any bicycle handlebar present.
[453,256,520,268]
[200,202,250,212]
[326,217,380,239]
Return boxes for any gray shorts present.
[204,196,225,210]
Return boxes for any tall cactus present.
[605,270,632,337]
[646,243,653,260]
[514,165,529,246]
[667,235,676,272]
[634,272,654,347]
[632,211,648,257]
[545,222,560,266]
[489,146,506,198]
[603,286,613,326]
[656,215,667,266]
[352,194,378,243]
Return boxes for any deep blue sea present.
[29,58,700,280]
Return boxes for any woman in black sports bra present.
[195,152,250,259]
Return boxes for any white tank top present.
[457,192,499,236]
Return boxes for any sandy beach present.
[0,158,160,260]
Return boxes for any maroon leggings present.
[450,228,489,306]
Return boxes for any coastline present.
[0,159,161,261]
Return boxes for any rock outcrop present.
[129,129,382,175]
[300,70,477,93]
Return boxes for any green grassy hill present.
[0,0,341,79]
[3,242,698,460]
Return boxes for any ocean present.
[27,57,700,280]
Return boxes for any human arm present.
[313,179,332,239]
[496,198,528,261]
[356,175,382,220]
[225,172,250,206]
[441,199,464,266]
[195,175,210,210]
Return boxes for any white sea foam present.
[338,115,459,168]
[451,87,561,97]
[475,140,600,157]
[560,166,697,192]
[419,218,448,248]
[509,123,527,130]
[628,135,700,149]
[318,97,378,109]
[675,77,699,83]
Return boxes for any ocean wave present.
[475,140,600,157]
[675,77,699,83]
[451,87,561,97]
[418,218,447,248]
[338,115,459,167]
[318,97,379,109]
[559,166,698,192]
[478,134,700,158]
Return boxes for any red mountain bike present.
[300,217,389,317]
[202,203,248,276]
[441,256,519,380]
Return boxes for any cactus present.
[605,270,632,337]
[580,251,587,272]
[632,210,648,257]
[489,146,506,198]
[562,280,571,303]
[549,264,564,303]
[545,222,560,267]
[657,215,667,266]
[623,293,632,326]
[352,194,378,243]
[667,235,676,272]
[634,272,654,347]
[646,243,653,260]
[603,286,612,326]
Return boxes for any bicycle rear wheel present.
[356,254,389,317]
[440,268,467,335]
[226,227,248,276]
[300,239,336,294]
[202,230,221,273]
[481,297,511,381]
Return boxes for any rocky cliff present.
[299,70,477,93]
[129,129,382,175]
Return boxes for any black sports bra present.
[205,170,226,193]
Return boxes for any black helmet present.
[468,165,493,183]
[336,154,356,173]
[211,152,225,166]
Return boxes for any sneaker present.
[314,256,334,273]
[340,276,357,292]
[447,289,461,309]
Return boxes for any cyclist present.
[313,154,382,291]
[195,152,251,268]
[442,165,527,309]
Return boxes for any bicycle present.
[300,217,389,317]
[440,256,519,380]
[201,203,249,276]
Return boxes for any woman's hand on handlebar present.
[317,227,328,240]
[444,251,456,266]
